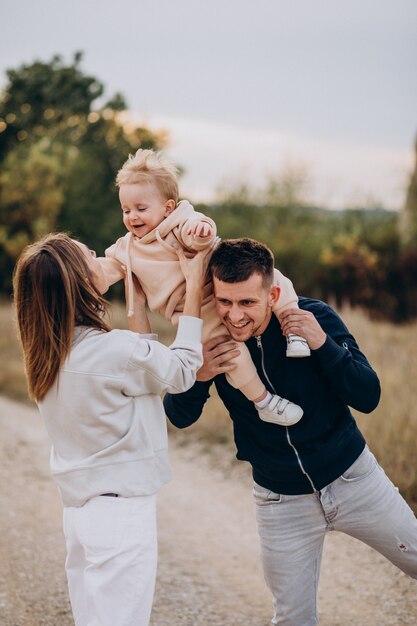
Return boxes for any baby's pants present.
[271,268,299,315]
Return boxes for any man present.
[164,238,417,626]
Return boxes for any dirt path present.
[0,396,416,626]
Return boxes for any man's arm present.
[164,380,212,428]
[164,334,240,428]
[280,305,381,413]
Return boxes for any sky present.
[1,0,417,209]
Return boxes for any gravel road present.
[0,396,416,625]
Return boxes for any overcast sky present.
[1,0,416,208]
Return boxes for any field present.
[2,299,416,512]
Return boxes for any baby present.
[98,149,310,426]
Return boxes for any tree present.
[0,54,166,293]
[208,176,414,320]
[400,134,417,247]
[0,53,103,161]
[320,234,380,309]
[0,142,66,291]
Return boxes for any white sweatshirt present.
[38,316,203,507]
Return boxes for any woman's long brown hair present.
[13,233,110,402]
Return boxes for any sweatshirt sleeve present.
[311,305,381,414]
[122,316,203,397]
[94,241,127,291]
[164,380,213,428]
[175,202,218,251]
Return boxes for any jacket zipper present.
[255,335,317,493]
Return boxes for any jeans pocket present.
[253,482,282,505]
[79,497,124,553]
[340,447,377,483]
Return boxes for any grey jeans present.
[253,447,417,626]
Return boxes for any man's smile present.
[226,319,251,329]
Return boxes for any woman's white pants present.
[63,494,157,626]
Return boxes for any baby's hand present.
[187,221,214,238]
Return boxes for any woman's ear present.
[164,199,176,216]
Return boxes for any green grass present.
[3,300,417,511]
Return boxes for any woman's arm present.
[126,274,151,334]
[122,247,211,396]
[176,247,211,319]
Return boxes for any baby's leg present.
[202,299,303,426]
[272,268,310,358]
[227,342,303,425]
[201,301,265,398]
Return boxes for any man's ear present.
[269,285,280,308]
[164,199,176,216]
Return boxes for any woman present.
[13,232,206,626]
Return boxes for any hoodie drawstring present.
[126,232,134,318]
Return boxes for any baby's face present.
[119,181,174,239]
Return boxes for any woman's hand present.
[175,247,213,318]
[130,273,147,308]
[176,247,212,289]
[126,274,151,333]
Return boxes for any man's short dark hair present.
[209,238,274,286]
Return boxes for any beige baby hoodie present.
[98,200,218,326]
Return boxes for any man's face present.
[213,272,280,341]
[119,182,175,239]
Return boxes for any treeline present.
[199,190,417,322]
[0,54,416,321]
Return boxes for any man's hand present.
[279,308,327,351]
[196,334,241,381]
[187,221,214,238]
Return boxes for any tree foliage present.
[400,135,417,247]
[0,54,415,321]
[0,53,165,292]
[200,172,417,322]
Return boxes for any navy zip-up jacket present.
[164,297,381,494]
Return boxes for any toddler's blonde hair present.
[116,149,179,203]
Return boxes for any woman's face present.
[73,241,108,294]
